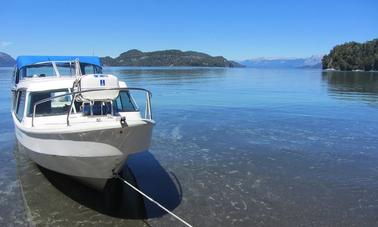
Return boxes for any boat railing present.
[31,87,152,127]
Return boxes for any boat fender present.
[120,116,127,127]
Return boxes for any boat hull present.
[15,121,154,190]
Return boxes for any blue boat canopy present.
[16,56,102,69]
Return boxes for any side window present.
[16,91,26,121]
[81,64,102,75]
[13,68,19,84]
[81,65,94,75]
[12,91,17,111]
[23,64,56,78]
[56,64,75,76]
[28,90,71,117]
[114,91,137,112]
[94,66,102,74]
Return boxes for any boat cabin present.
[11,56,150,128]
[13,56,102,84]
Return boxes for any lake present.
[1,67,378,226]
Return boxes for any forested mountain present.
[101,49,244,67]
[322,39,378,71]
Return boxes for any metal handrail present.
[32,87,152,127]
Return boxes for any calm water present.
[1,67,378,226]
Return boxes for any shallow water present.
[1,67,378,226]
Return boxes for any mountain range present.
[0,51,322,69]
[238,55,322,68]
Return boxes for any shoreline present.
[323,68,378,73]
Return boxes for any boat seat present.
[83,101,112,116]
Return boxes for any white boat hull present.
[15,121,154,190]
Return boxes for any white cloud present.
[0,41,13,48]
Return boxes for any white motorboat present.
[11,56,155,190]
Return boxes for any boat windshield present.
[27,89,72,117]
[28,90,137,117]
[20,62,75,78]
[19,62,102,79]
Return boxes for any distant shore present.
[101,49,245,68]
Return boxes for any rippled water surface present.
[1,67,378,226]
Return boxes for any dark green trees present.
[322,39,378,71]
[101,49,244,67]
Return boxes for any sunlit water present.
[1,67,378,226]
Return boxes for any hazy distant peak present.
[239,55,322,68]
[0,52,15,67]
[303,55,323,66]
[249,56,301,61]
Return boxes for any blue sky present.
[1,0,377,60]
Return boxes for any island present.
[322,38,378,71]
[101,49,244,67]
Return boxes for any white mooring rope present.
[115,174,193,227]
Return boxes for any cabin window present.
[16,91,26,121]
[114,91,137,112]
[12,91,18,111]
[81,64,102,75]
[28,89,71,117]
[20,62,82,78]
[19,62,102,79]
[16,70,20,84]
[80,91,136,116]
[12,67,20,84]
[27,90,136,117]
[20,63,56,78]
[55,63,75,76]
